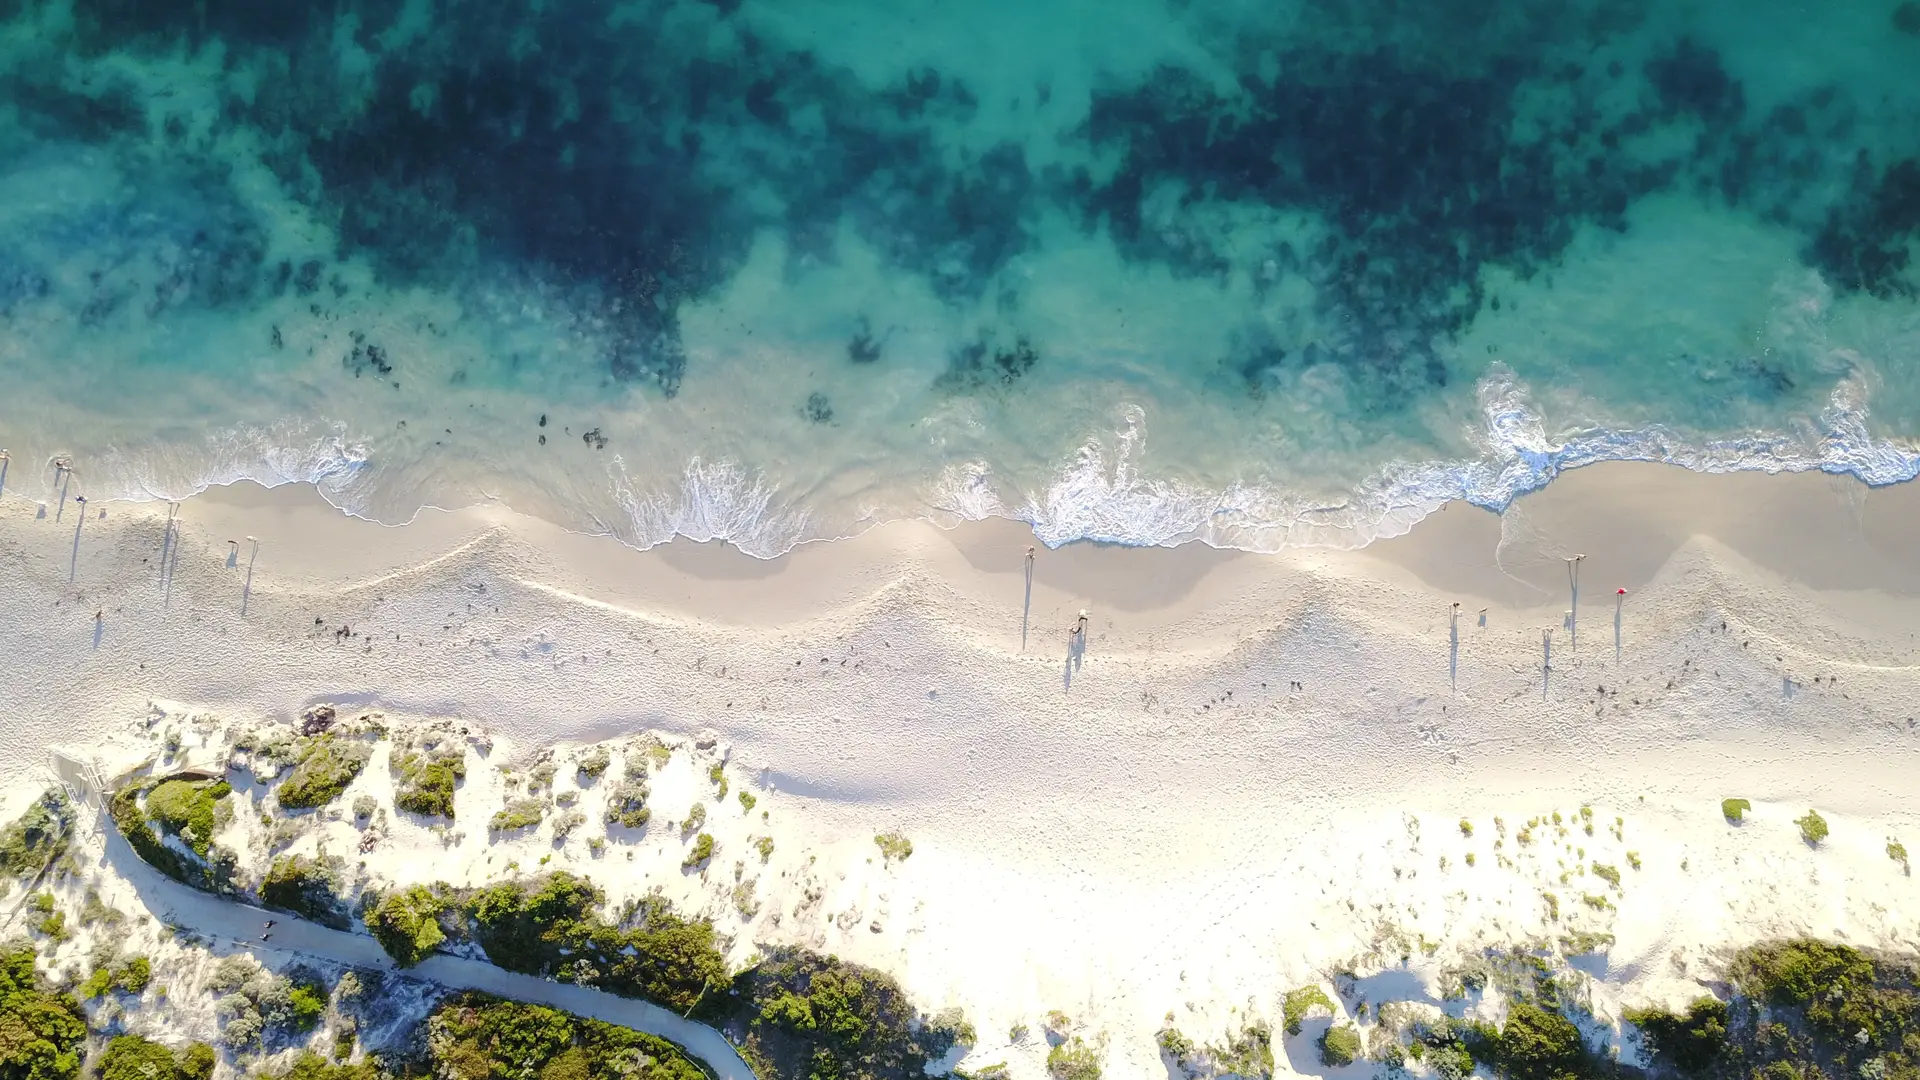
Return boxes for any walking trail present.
[69,770,756,1080]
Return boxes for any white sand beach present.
[3,463,1918,1077]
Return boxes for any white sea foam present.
[18,373,1918,560]
[932,368,1920,555]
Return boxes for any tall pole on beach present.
[1565,554,1585,651]
[1022,545,1035,651]
[53,459,72,523]
[0,449,9,501]
[69,495,88,581]
[1449,602,1460,690]
[1614,588,1626,663]
[1541,627,1553,700]
[242,536,260,615]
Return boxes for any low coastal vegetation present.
[366,884,451,966]
[262,853,351,929]
[1722,798,1751,823]
[98,1036,216,1080]
[1796,809,1829,846]
[873,832,913,864]
[697,945,973,1080]
[489,798,547,833]
[0,789,74,878]
[0,943,85,1080]
[108,775,239,892]
[605,775,651,829]
[425,992,703,1080]
[1282,985,1334,1035]
[390,733,467,819]
[275,736,373,810]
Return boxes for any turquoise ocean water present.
[3,0,1920,553]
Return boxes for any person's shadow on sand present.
[1063,622,1086,690]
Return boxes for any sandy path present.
[74,794,755,1080]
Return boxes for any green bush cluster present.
[0,790,74,877]
[109,778,237,892]
[873,832,913,864]
[1047,1037,1101,1080]
[426,992,703,1080]
[1796,810,1829,846]
[465,872,728,1014]
[696,945,956,1080]
[1319,1024,1362,1067]
[276,736,373,809]
[604,776,651,829]
[490,798,547,833]
[367,884,451,966]
[1624,997,1729,1073]
[1282,985,1334,1036]
[392,742,466,819]
[263,854,351,929]
[81,956,152,998]
[272,1052,383,1080]
[1722,798,1751,824]
[576,745,612,780]
[145,778,231,856]
[97,1036,217,1080]
[0,944,85,1080]
[682,833,714,869]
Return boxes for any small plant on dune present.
[1626,851,1642,870]
[1590,862,1620,888]
[1156,1021,1195,1066]
[1890,839,1910,873]
[1722,798,1751,824]
[574,745,611,780]
[874,832,914,864]
[1046,1036,1101,1080]
[145,779,230,856]
[1796,810,1828,846]
[681,803,707,836]
[754,836,774,863]
[490,799,546,833]
[604,776,650,830]
[0,789,74,877]
[1626,997,1729,1073]
[682,833,714,870]
[1458,819,1474,838]
[738,790,757,812]
[276,736,372,810]
[1283,985,1335,1036]
[367,884,448,966]
[391,741,466,820]
[1319,1024,1362,1067]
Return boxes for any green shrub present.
[604,777,651,830]
[1156,1023,1194,1065]
[682,833,714,869]
[1282,985,1335,1036]
[0,790,74,877]
[874,832,913,864]
[276,737,372,809]
[1494,1001,1583,1080]
[391,743,466,820]
[1459,819,1474,838]
[701,949,957,1079]
[367,884,448,966]
[1590,863,1620,888]
[738,791,757,812]
[263,854,350,929]
[1892,840,1911,870]
[177,1044,216,1080]
[754,836,774,863]
[491,798,547,832]
[427,992,702,1080]
[286,979,328,1032]
[1625,997,1728,1073]
[1047,1037,1101,1080]
[97,1037,181,1080]
[576,746,612,780]
[145,779,230,857]
[1722,798,1750,823]
[1796,810,1828,846]
[1734,940,1876,1037]
[114,956,152,994]
[466,872,728,1014]
[273,1051,384,1080]
[0,944,86,1080]
[1319,1025,1361,1067]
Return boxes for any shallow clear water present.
[3,0,1920,552]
